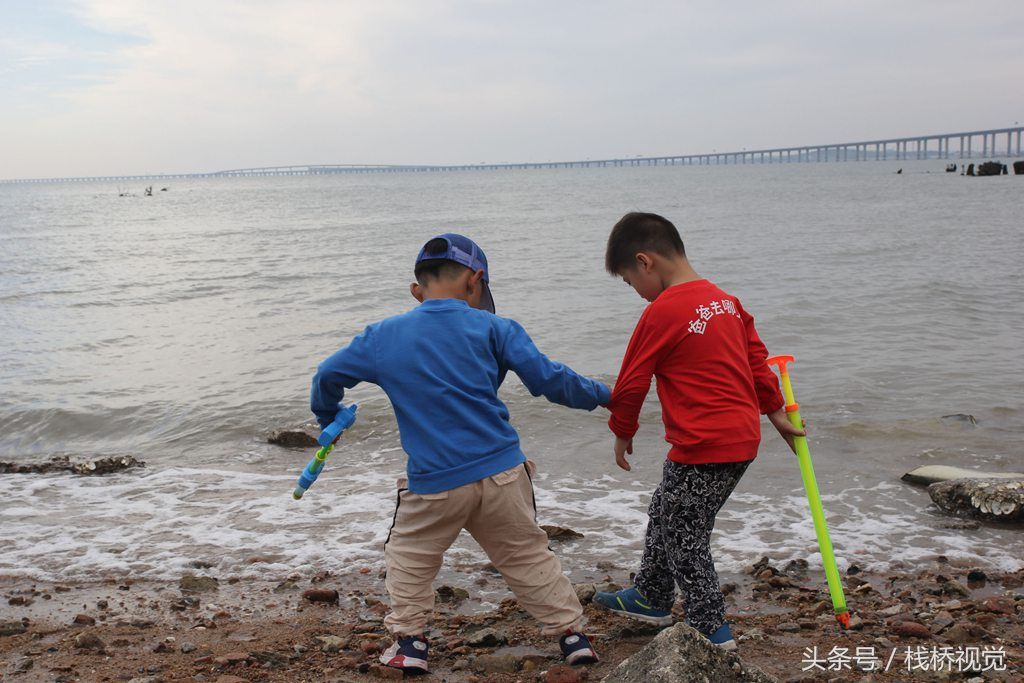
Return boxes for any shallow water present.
[1,161,1022,584]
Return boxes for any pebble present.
[180,641,197,653]
[544,664,583,683]
[360,639,383,655]
[213,651,251,666]
[776,621,801,632]
[316,634,347,652]
[302,588,340,604]
[72,614,95,626]
[940,580,970,598]
[932,610,954,629]
[737,628,767,642]
[14,657,33,672]
[573,583,596,604]
[811,600,832,615]
[369,664,404,679]
[73,632,105,651]
[1,620,27,636]
[475,653,519,673]
[179,574,219,593]
[877,604,904,617]
[436,585,470,603]
[888,621,931,638]
[466,626,508,647]
[981,597,1015,615]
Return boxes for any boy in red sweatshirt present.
[594,212,803,650]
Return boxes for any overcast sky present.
[2,0,1022,179]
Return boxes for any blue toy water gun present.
[292,404,358,499]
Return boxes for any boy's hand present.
[768,408,806,454]
[614,436,633,471]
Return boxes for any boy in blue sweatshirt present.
[310,233,609,674]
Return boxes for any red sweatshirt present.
[607,279,784,464]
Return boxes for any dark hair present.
[605,212,686,275]
[414,237,470,284]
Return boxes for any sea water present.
[1,161,1022,584]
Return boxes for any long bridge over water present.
[3,125,1021,184]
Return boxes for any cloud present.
[1,0,1022,178]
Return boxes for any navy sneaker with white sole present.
[379,634,429,674]
[707,622,737,650]
[593,586,674,627]
[559,630,599,665]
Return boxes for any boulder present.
[927,478,1024,522]
[901,465,1024,487]
[939,413,978,427]
[976,161,1003,176]
[540,525,584,541]
[268,427,319,448]
[600,622,776,682]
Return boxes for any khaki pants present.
[383,460,583,637]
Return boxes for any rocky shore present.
[2,555,1021,682]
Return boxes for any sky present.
[1,0,1022,179]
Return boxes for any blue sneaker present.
[707,622,737,650]
[593,586,673,626]
[559,630,599,665]
[379,634,429,674]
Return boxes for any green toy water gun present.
[767,355,851,629]
[292,403,358,500]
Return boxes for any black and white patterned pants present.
[634,458,751,636]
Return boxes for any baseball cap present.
[414,233,495,313]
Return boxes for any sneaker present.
[559,630,599,665]
[593,586,674,626]
[379,634,429,674]
[707,622,737,650]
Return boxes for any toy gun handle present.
[292,404,358,500]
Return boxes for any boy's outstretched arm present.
[310,326,377,428]
[607,308,672,471]
[498,320,610,410]
[737,301,806,453]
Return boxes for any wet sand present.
[2,556,1022,682]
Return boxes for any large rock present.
[0,455,144,476]
[600,623,775,683]
[901,465,1024,487]
[268,426,319,448]
[179,574,219,593]
[540,525,584,541]
[927,478,1024,522]
[976,161,1003,176]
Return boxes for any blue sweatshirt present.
[311,298,610,494]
